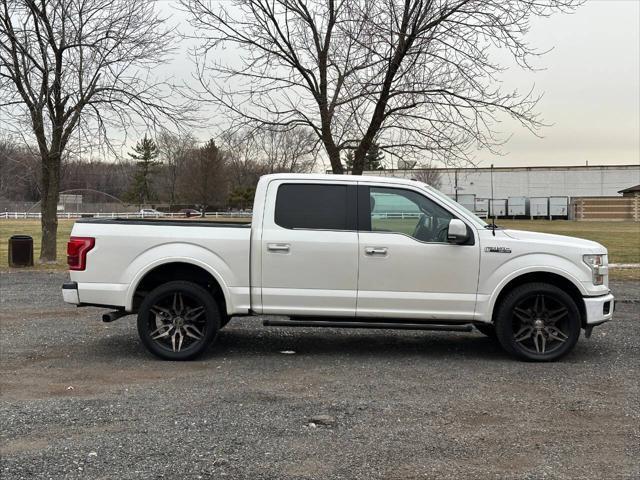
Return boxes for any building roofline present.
[366,164,640,173]
[618,184,640,194]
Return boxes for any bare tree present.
[0,137,40,202]
[256,128,318,174]
[412,164,442,190]
[157,131,198,208]
[62,158,134,200]
[219,127,317,208]
[182,0,580,175]
[219,130,268,193]
[0,0,190,261]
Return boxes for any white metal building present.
[364,164,640,199]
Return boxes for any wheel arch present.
[126,260,229,316]
[490,271,586,327]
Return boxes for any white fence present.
[2,211,481,221]
[372,212,421,219]
[0,211,253,220]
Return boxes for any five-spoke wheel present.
[495,282,580,361]
[137,281,220,360]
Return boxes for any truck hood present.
[502,229,606,253]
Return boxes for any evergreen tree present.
[126,135,160,206]
[365,142,385,171]
[180,138,228,210]
[342,151,354,172]
[228,186,256,210]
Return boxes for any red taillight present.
[67,237,95,271]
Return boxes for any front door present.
[357,185,480,321]
[260,180,359,316]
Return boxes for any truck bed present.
[75,218,251,228]
[69,218,252,311]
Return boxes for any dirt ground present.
[1,272,638,479]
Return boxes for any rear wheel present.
[495,283,580,361]
[137,281,220,360]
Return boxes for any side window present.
[275,183,352,230]
[369,187,455,242]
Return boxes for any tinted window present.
[275,184,351,230]
[369,187,455,242]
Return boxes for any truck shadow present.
[88,320,606,363]
[203,325,509,361]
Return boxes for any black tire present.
[474,323,497,339]
[495,282,581,362]
[137,281,220,360]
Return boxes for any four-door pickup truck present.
[62,174,614,361]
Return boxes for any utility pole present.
[454,169,459,201]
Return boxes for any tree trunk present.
[326,144,343,174]
[351,141,371,175]
[169,167,177,210]
[40,155,60,262]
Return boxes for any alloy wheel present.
[511,293,570,355]
[147,292,207,353]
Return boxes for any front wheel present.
[137,281,220,360]
[495,283,581,362]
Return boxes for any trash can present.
[8,235,34,267]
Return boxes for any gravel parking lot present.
[1,271,638,479]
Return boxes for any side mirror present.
[447,219,468,244]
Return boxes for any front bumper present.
[583,292,614,325]
[62,281,80,304]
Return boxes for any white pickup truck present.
[62,174,614,361]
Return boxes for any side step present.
[263,318,473,332]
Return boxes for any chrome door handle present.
[365,247,388,256]
[267,243,290,252]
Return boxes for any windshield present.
[418,182,488,227]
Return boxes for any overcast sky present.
[158,0,639,169]
[489,0,640,168]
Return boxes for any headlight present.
[583,254,608,285]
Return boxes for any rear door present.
[260,180,359,316]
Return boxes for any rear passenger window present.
[275,184,350,230]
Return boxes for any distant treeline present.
[0,129,319,210]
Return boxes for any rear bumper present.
[62,281,80,304]
[583,293,614,325]
[62,281,126,309]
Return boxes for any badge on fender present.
[485,246,512,253]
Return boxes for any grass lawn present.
[0,217,249,271]
[0,219,75,271]
[499,220,639,281]
[1,218,638,279]
[498,220,640,265]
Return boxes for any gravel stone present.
[308,415,336,426]
[1,272,638,479]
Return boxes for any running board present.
[263,318,473,332]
